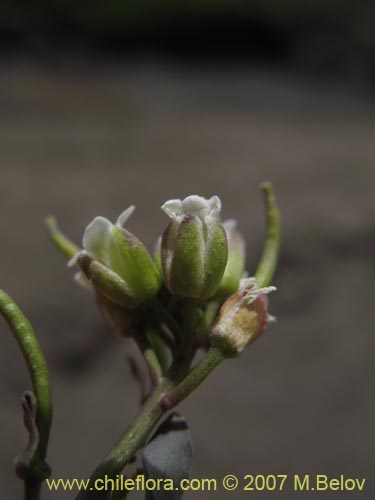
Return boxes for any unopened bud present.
[71,207,161,308]
[210,278,275,356]
[161,195,228,300]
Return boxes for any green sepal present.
[201,220,228,299]
[76,251,138,309]
[162,216,204,299]
[111,226,162,302]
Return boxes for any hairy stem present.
[0,290,52,500]
[255,182,281,288]
[75,346,226,500]
[168,347,226,405]
[75,378,172,500]
[45,215,80,259]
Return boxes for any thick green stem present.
[0,290,52,499]
[255,183,281,288]
[75,346,226,500]
[167,347,226,407]
[45,215,80,259]
[75,378,173,500]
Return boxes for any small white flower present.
[82,206,135,266]
[69,205,161,308]
[161,195,221,223]
[69,206,135,272]
[160,194,227,299]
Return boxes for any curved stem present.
[45,215,80,259]
[0,290,52,499]
[255,183,281,288]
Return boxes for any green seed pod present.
[161,195,228,300]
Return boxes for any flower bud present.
[216,219,246,297]
[210,278,275,356]
[71,207,161,308]
[161,195,228,300]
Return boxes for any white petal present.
[116,205,135,227]
[161,195,222,222]
[161,199,183,221]
[82,216,113,266]
[182,195,210,214]
[206,195,222,220]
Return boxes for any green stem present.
[0,290,52,499]
[171,301,198,380]
[196,299,221,346]
[204,300,221,328]
[146,328,171,374]
[147,298,183,341]
[255,183,281,288]
[134,330,163,383]
[45,215,80,259]
[75,378,173,500]
[75,346,226,500]
[167,347,226,407]
[182,301,197,337]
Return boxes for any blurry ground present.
[0,59,374,499]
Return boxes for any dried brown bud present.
[210,278,275,357]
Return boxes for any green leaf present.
[142,413,193,500]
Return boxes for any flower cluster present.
[0,186,280,499]
[66,194,276,357]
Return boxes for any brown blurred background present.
[0,2,374,499]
